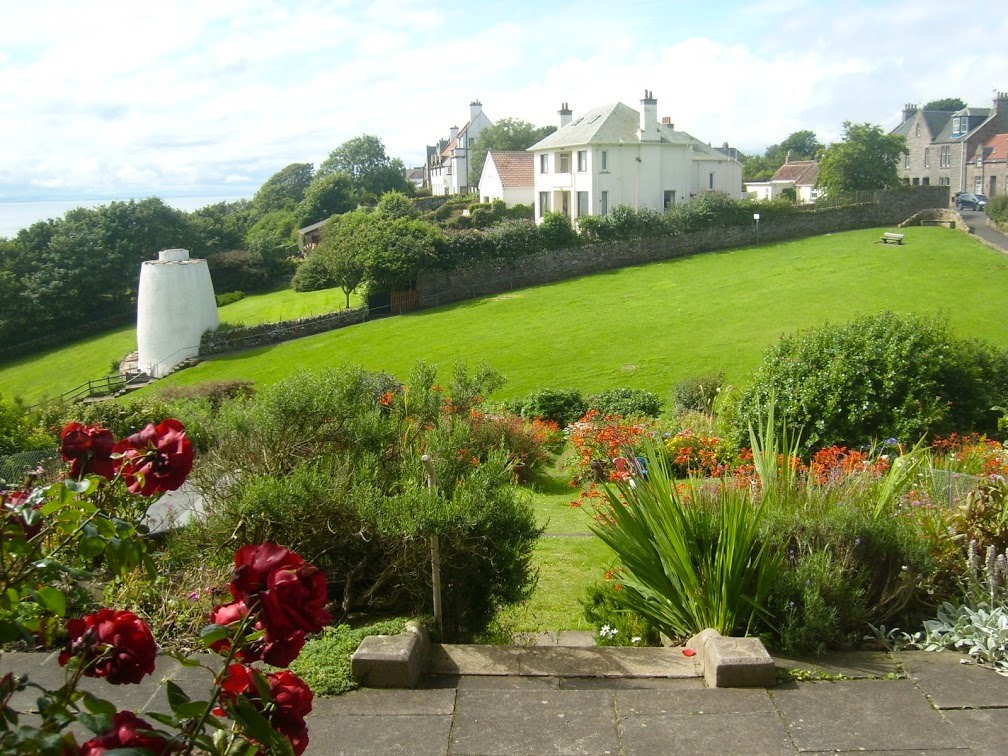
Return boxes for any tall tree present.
[469,119,557,188]
[252,163,314,217]
[317,135,412,199]
[817,122,907,193]
[922,97,966,112]
[315,212,373,308]
[294,172,356,227]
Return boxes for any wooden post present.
[421,454,443,637]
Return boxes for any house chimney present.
[902,103,918,122]
[449,125,459,142]
[470,100,482,122]
[640,90,658,141]
[559,102,572,128]
[661,116,672,126]
[785,150,793,163]
[994,91,1008,113]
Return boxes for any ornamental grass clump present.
[588,440,782,638]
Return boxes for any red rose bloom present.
[60,423,115,480]
[207,600,306,667]
[58,609,157,684]
[215,664,313,755]
[231,544,330,637]
[112,419,193,496]
[79,710,176,755]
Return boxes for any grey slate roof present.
[528,102,732,160]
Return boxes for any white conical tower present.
[136,248,218,378]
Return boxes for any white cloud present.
[1,0,1005,200]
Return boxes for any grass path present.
[148,226,1008,401]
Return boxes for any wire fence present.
[0,448,60,488]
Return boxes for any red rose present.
[2,488,42,539]
[79,710,176,755]
[59,609,157,684]
[60,423,115,480]
[207,600,305,667]
[112,419,193,496]
[215,664,312,755]
[230,544,330,637]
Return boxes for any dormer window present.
[953,117,961,134]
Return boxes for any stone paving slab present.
[306,702,451,755]
[430,643,701,679]
[942,708,1008,753]
[770,679,966,752]
[450,689,621,755]
[894,651,1008,710]
[620,711,795,755]
[773,651,903,679]
[316,687,456,716]
[560,677,706,691]
[616,687,777,716]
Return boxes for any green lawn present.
[0,287,361,404]
[147,227,1008,401]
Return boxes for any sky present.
[1,0,1005,203]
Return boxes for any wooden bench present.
[881,232,904,245]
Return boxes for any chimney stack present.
[902,103,918,122]
[449,125,459,142]
[640,90,658,141]
[469,100,482,122]
[994,91,1008,113]
[559,102,572,128]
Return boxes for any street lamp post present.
[753,212,761,245]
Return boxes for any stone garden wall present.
[199,307,371,356]
[417,187,948,309]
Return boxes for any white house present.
[744,157,821,204]
[478,150,534,206]
[527,91,743,223]
[427,101,493,196]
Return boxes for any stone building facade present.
[894,92,1008,195]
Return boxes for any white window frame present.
[924,148,929,168]
[915,123,921,137]
[539,191,550,216]
[904,153,910,169]
[577,150,587,172]
[709,172,715,190]
[558,152,571,173]
[539,154,548,174]
[576,190,589,216]
[600,190,608,215]
[600,150,608,171]
[975,176,983,193]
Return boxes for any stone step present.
[427,643,702,680]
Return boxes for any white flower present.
[599,624,618,639]
[631,636,642,644]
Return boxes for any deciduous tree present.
[922,97,966,112]
[816,122,907,193]
[317,135,412,199]
[253,163,314,217]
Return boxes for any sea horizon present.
[0,195,250,240]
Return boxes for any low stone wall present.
[199,307,371,356]
[899,208,966,233]
[418,188,948,309]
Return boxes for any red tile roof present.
[488,151,533,188]
[984,133,1008,162]
[771,160,819,185]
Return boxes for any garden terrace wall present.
[417,188,948,308]
[199,307,371,355]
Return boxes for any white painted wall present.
[137,249,218,379]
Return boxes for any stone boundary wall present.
[899,208,967,234]
[417,188,948,309]
[199,307,371,356]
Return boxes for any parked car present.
[955,192,987,211]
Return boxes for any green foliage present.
[987,194,1008,224]
[514,388,586,427]
[469,118,557,189]
[817,122,907,193]
[252,162,314,218]
[539,212,578,248]
[580,580,659,646]
[294,171,356,227]
[589,442,782,638]
[735,312,1008,454]
[157,379,256,412]
[172,365,542,639]
[214,291,245,307]
[290,251,336,292]
[290,619,408,696]
[587,388,662,419]
[922,97,966,112]
[672,373,723,414]
[185,200,254,258]
[244,209,298,282]
[365,217,443,291]
[766,130,824,163]
[317,134,412,199]
[375,190,418,220]
[205,250,273,293]
[780,187,797,204]
[0,394,52,455]
[768,506,932,652]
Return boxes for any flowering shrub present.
[0,419,329,754]
[664,430,730,478]
[568,410,653,483]
[931,433,1008,477]
[808,445,890,485]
